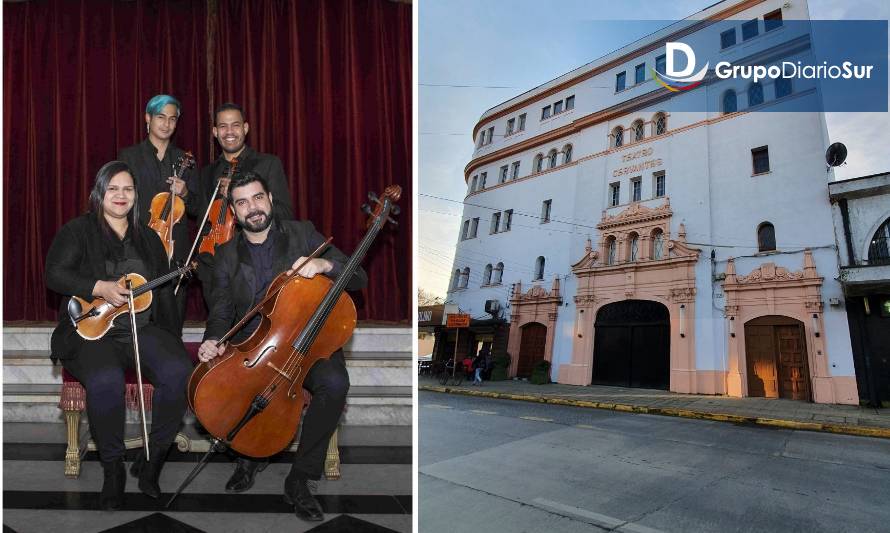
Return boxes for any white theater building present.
[446,0,859,404]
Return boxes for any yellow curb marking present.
[418,385,890,440]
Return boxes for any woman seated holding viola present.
[44,161,192,510]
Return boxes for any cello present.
[148,151,196,261]
[187,185,400,458]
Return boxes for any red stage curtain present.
[3,0,412,323]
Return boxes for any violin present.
[148,152,196,261]
[188,185,401,458]
[66,262,196,340]
[198,158,238,256]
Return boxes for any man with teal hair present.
[118,94,201,334]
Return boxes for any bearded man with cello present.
[196,171,366,522]
[118,94,200,333]
[45,161,193,511]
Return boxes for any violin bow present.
[175,158,238,295]
[125,279,151,461]
[215,237,333,347]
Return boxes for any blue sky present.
[419,0,890,298]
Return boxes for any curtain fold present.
[3,0,412,323]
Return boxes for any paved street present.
[419,391,890,533]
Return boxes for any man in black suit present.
[197,172,366,522]
[118,94,200,333]
[194,102,295,304]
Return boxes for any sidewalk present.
[418,376,890,439]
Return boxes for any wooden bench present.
[59,342,342,480]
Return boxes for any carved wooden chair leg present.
[324,428,341,480]
[63,409,82,478]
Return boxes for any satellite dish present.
[825,142,847,170]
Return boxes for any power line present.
[420,83,519,89]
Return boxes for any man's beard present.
[240,210,272,232]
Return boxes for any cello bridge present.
[266,362,293,382]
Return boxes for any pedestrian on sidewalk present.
[462,355,474,381]
[472,352,486,385]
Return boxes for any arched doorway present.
[592,300,670,389]
[517,322,547,378]
[744,316,811,401]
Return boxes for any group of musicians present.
[44,95,366,521]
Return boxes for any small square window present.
[742,19,759,41]
[554,100,563,114]
[655,54,666,74]
[610,183,620,207]
[721,28,736,49]
[519,113,527,130]
[764,9,783,32]
[752,146,770,174]
[541,105,551,120]
[616,72,626,92]
[635,63,645,84]
[565,95,575,110]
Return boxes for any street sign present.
[446,313,471,328]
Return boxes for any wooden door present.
[517,323,546,378]
[777,325,810,401]
[745,325,778,398]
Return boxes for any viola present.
[66,262,196,340]
[198,158,238,256]
[148,152,196,261]
[187,185,401,458]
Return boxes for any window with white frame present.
[631,177,642,202]
[654,112,667,135]
[451,270,460,291]
[534,256,545,280]
[613,126,624,147]
[534,154,544,173]
[635,63,645,84]
[511,161,520,180]
[606,237,617,265]
[610,182,620,206]
[506,118,515,136]
[460,267,470,288]
[629,233,639,261]
[654,171,666,198]
[490,212,501,234]
[633,119,645,142]
[479,172,488,189]
[519,113,527,131]
[565,95,575,110]
[461,219,470,240]
[492,262,504,284]
[502,209,513,232]
[470,218,479,238]
[652,229,664,260]
[470,175,478,193]
[541,105,551,120]
[548,149,558,169]
[563,144,573,164]
[541,199,552,223]
[499,165,508,184]
[483,264,493,285]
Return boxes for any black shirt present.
[242,230,278,337]
[104,234,151,341]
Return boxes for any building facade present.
[446,0,860,404]
[828,173,890,406]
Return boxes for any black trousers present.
[240,350,349,483]
[61,324,193,462]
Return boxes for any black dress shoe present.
[100,459,126,511]
[130,448,168,499]
[225,458,269,493]
[284,478,324,521]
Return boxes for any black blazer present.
[203,219,367,343]
[45,213,182,360]
[118,139,200,262]
[197,146,294,223]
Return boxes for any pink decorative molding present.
[506,278,562,378]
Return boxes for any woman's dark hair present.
[89,161,151,260]
[227,171,270,204]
